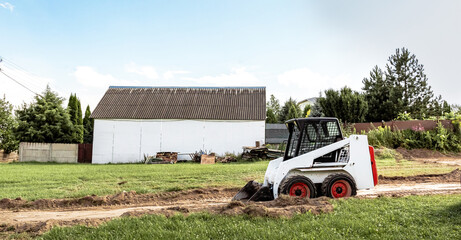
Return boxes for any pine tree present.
[362,66,399,121]
[83,105,94,143]
[16,86,82,143]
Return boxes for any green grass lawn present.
[0,152,457,200]
[39,194,461,240]
[0,162,268,200]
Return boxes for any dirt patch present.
[121,195,333,219]
[378,169,460,184]
[217,195,333,217]
[0,188,238,210]
[396,148,461,162]
[0,218,108,237]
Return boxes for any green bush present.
[365,121,461,152]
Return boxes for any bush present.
[365,121,461,152]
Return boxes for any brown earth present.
[378,169,461,184]
[395,148,461,165]
[0,188,238,210]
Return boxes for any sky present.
[0,0,460,111]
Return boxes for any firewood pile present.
[155,152,178,164]
[216,156,237,163]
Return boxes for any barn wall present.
[92,119,265,164]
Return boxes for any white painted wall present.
[92,119,265,164]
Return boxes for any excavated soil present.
[378,169,460,184]
[0,194,333,236]
[395,148,461,165]
[0,188,237,210]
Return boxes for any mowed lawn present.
[0,162,268,200]
[39,194,461,240]
[0,154,457,200]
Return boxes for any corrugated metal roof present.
[90,87,266,120]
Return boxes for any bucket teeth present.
[232,181,274,202]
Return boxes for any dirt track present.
[0,169,460,236]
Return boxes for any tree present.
[15,86,82,143]
[302,105,311,118]
[265,108,277,123]
[83,105,94,143]
[266,94,281,123]
[67,93,83,143]
[363,48,441,121]
[317,87,368,123]
[362,66,399,122]
[385,48,435,119]
[278,98,302,122]
[0,96,18,153]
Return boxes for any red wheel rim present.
[289,182,309,198]
[331,180,351,198]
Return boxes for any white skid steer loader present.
[233,117,378,201]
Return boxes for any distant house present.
[90,86,266,164]
[298,97,318,110]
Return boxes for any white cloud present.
[277,68,358,99]
[0,2,14,11]
[163,70,190,80]
[183,67,260,86]
[125,62,159,80]
[73,66,136,88]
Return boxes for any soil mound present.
[0,219,107,236]
[0,188,238,210]
[379,169,460,184]
[215,195,333,218]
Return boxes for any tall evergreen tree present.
[318,87,368,123]
[16,86,82,143]
[385,47,434,119]
[67,93,83,143]
[362,66,398,121]
[83,105,94,143]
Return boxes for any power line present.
[0,70,42,97]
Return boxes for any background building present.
[90,86,266,163]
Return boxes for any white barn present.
[90,86,266,164]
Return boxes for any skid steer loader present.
[233,117,378,201]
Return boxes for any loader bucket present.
[232,180,274,202]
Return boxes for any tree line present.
[266,48,455,124]
[0,86,94,153]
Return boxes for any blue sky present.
[1,0,460,110]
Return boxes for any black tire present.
[280,175,316,198]
[322,173,357,198]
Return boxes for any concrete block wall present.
[19,142,78,163]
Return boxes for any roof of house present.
[90,86,266,120]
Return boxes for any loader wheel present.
[322,173,356,198]
[280,175,316,198]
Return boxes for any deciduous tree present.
[0,96,18,153]
[318,87,368,123]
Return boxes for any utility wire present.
[0,70,42,97]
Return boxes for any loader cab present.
[283,118,343,162]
